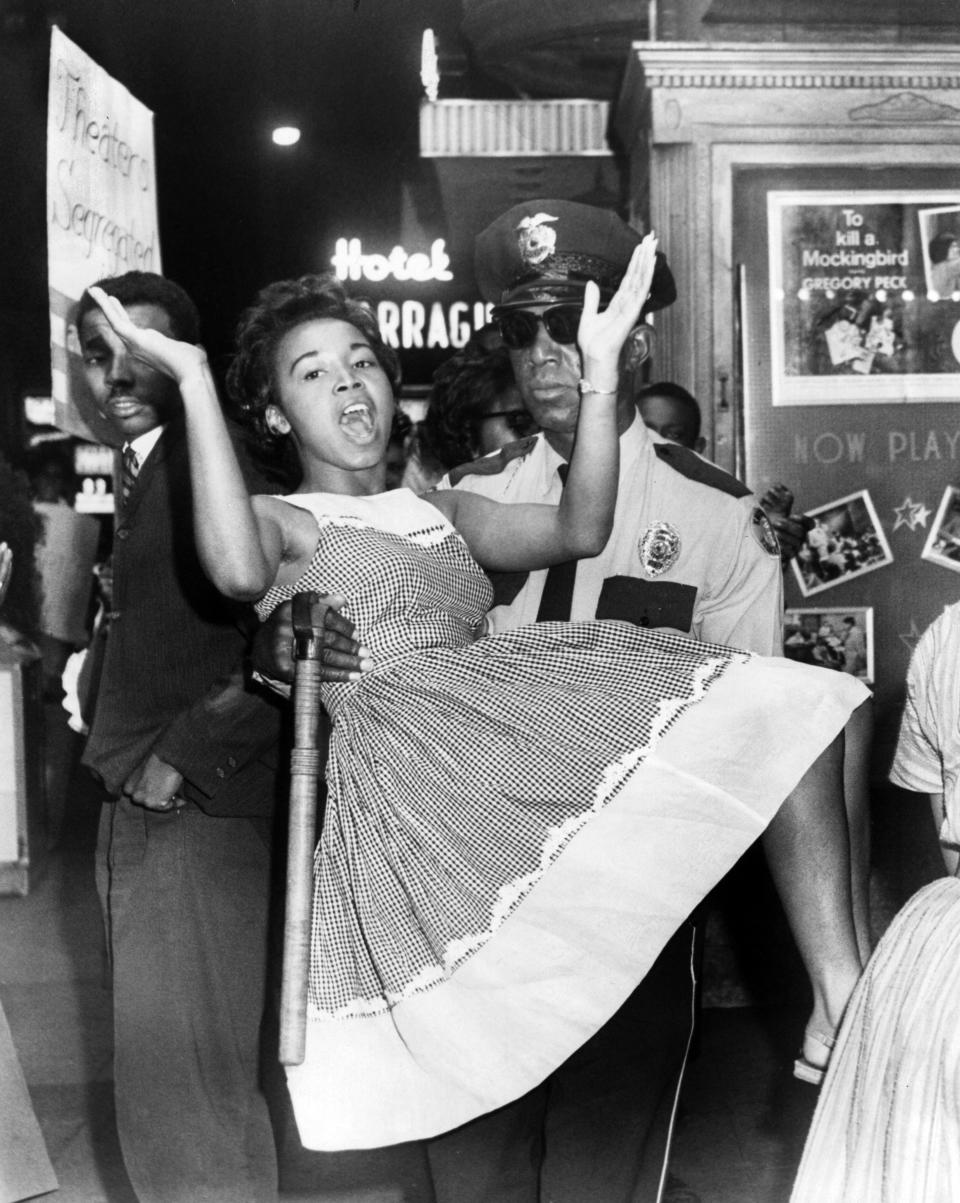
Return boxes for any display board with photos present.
[736,166,960,735]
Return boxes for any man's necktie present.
[536,463,578,622]
[120,446,139,510]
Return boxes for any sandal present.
[793,1027,836,1086]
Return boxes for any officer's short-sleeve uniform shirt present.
[449,416,783,656]
[890,602,960,849]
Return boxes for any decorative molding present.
[644,70,960,90]
[617,43,960,145]
[849,92,960,123]
[420,99,611,158]
[627,42,960,92]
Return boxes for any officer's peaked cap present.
[475,198,676,315]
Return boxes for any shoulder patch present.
[653,442,751,500]
[448,436,538,486]
[750,507,782,558]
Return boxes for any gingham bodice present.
[254,489,493,712]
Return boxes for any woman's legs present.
[761,730,864,1070]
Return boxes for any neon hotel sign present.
[331,237,493,351]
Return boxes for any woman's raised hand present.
[576,232,658,381]
[86,285,208,386]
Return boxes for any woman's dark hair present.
[418,342,521,472]
[389,407,413,448]
[226,273,401,451]
[929,231,959,265]
[74,271,201,343]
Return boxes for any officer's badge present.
[638,522,681,577]
[516,213,558,266]
[751,507,781,558]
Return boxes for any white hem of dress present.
[286,659,865,1150]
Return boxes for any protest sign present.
[46,27,161,443]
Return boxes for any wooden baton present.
[279,590,325,1066]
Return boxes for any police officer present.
[250,200,868,1200]
[451,200,782,650]
[427,199,785,1203]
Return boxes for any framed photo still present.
[922,484,960,573]
[918,204,960,299]
[783,606,874,684]
[791,489,893,597]
[768,190,960,405]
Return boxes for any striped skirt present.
[792,876,960,1203]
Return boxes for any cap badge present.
[516,213,558,266]
[638,522,681,577]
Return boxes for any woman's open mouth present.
[339,400,377,441]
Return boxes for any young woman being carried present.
[86,240,866,1151]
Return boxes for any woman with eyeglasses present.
[83,245,867,1152]
[403,338,539,490]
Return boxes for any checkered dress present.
[256,488,867,1150]
[257,489,742,1015]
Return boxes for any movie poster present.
[769,191,960,405]
[46,27,161,443]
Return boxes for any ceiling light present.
[272,126,301,147]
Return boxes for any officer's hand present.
[764,512,814,566]
[251,595,372,685]
[122,753,187,812]
[759,483,795,517]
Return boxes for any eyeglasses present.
[494,305,582,350]
[479,410,539,437]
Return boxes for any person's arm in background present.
[929,792,959,876]
[758,483,814,568]
[125,597,370,811]
[889,615,957,876]
[141,650,284,810]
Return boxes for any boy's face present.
[637,392,705,454]
[79,301,182,442]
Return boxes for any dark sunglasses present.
[494,304,582,350]
[479,409,539,437]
